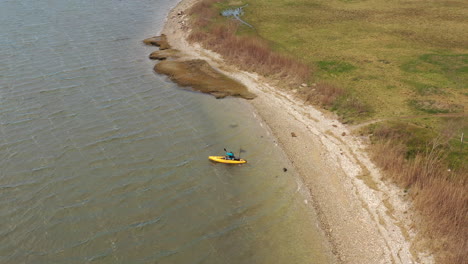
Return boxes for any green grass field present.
[242,0,467,119]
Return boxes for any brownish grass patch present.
[370,122,467,263]
[304,82,345,108]
[188,1,310,86]
[155,59,256,99]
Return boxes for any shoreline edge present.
[157,0,433,263]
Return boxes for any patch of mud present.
[155,59,256,99]
[144,35,256,100]
[149,49,181,60]
[143,35,171,50]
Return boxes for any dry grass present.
[188,1,310,86]
[371,123,468,263]
[302,82,372,122]
[190,1,218,28]
[154,59,256,99]
[304,82,345,108]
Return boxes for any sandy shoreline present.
[159,0,432,263]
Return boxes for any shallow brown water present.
[0,0,334,263]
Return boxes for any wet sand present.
[156,0,434,263]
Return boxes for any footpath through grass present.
[186,1,467,262]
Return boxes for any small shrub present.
[188,0,220,28]
[337,95,372,115]
[188,31,209,43]
[305,82,345,107]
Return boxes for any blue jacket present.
[226,152,235,159]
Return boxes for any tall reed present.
[188,2,310,85]
[371,127,467,263]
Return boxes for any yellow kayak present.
[208,156,247,164]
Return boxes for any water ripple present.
[0,0,331,262]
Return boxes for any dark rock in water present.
[283,168,288,172]
[149,49,181,60]
[154,59,256,99]
[143,35,171,50]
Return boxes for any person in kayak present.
[225,151,235,160]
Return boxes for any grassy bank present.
[186,0,467,262]
[365,119,467,263]
[188,0,311,85]
[245,0,467,120]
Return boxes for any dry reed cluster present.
[303,82,371,119]
[304,82,344,107]
[188,1,310,85]
[371,125,467,263]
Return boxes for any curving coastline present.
[144,34,256,99]
[155,0,434,263]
